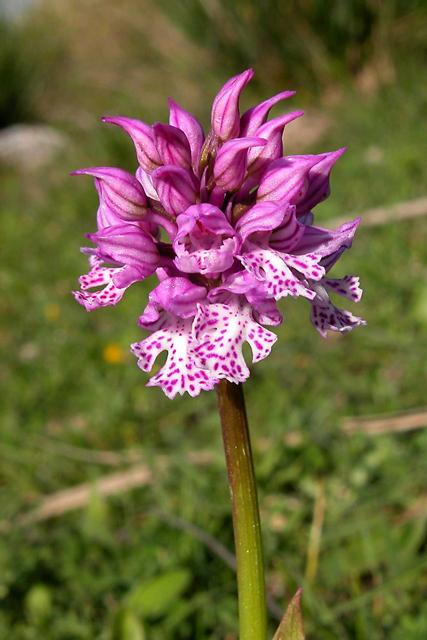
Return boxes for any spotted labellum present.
[73,70,365,398]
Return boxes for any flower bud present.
[246,111,304,177]
[72,167,148,222]
[240,90,296,137]
[213,137,266,191]
[152,166,198,216]
[211,69,254,141]
[168,99,204,168]
[295,148,346,216]
[256,155,326,205]
[153,123,192,170]
[93,178,123,229]
[102,117,162,173]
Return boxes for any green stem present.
[216,380,267,640]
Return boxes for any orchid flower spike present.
[72,71,365,398]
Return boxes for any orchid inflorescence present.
[72,69,365,399]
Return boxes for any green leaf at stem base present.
[272,589,305,640]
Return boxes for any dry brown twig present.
[19,465,153,524]
[324,196,427,230]
[342,409,427,435]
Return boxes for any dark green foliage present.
[158,0,427,97]
[0,21,37,127]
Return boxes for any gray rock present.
[0,124,70,169]
[0,0,39,21]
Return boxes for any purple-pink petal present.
[324,275,363,303]
[257,154,326,205]
[131,315,216,399]
[153,122,192,170]
[269,205,305,253]
[310,292,366,338]
[239,248,322,301]
[74,256,141,311]
[240,90,296,137]
[86,224,159,277]
[296,148,346,216]
[246,111,304,177]
[235,201,285,245]
[72,167,148,222]
[293,218,361,261]
[143,276,208,321]
[135,167,160,201]
[94,178,124,230]
[211,69,254,141]
[102,117,162,173]
[168,99,205,168]
[192,296,277,383]
[152,165,199,216]
[214,136,266,191]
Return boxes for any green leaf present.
[273,589,305,640]
[125,569,191,618]
[110,608,146,640]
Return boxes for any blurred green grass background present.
[1,0,427,638]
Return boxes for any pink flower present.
[72,225,159,311]
[73,70,365,398]
[173,204,238,276]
